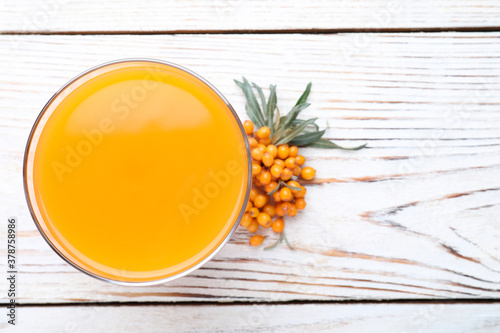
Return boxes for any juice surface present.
[29,61,249,282]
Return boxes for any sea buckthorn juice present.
[24,60,250,284]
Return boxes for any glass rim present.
[23,58,252,286]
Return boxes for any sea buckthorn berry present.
[289,146,299,157]
[262,152,274,167]
[259,137,272,146]
[257,126,271,139]
[270,164,283,178]
[250,234,265,246]
[287,181,301,194]
[294,186,307,199]
[280,187,293,202]
[285,157,296,169]
[247,219,259,233]
[258,143,267,152]
[244,120,254,135]
[277,144,289,159]
[295,155,305,166]
[257,212,272,228]
[252,162,261,176]
[295,198,306,210]
[293,166,301,177]
[287,203,298,217]
[272,218,285,233]
[249,188,258,202]
[262,204,276,217]
[249,207,260,218]
[240,213,253,227]
[248,137,259,149]
[272,190,282,202]
[253,178,263,187]
[301,166,316,180]
[280,168,293,181]
[251,148,263,161]
[245,200,253,212]
[265,181,278,194]
[273,159,285,168]
[276,202,291,216]
[266,145,278,158]
[259,170,271,185]
[253,194,268,208]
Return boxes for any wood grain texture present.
[3,303,500,332]
[0,33,499,304]
[2,1,500,33]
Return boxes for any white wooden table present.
[1,1,500,332]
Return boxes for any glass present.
[23,59,251,285]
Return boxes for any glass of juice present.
[23,59,251,285]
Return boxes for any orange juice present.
[24,60,250,284]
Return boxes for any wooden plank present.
[3,303,500,332]
[0,33,500,303]
[2,1,500,33]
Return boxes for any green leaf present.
[266,85,277,130]
[252,83,267,121]
[290,129,326,146]
[292,118,319,132]
[283,182,302,192]
[282,103,310,130]
[282,231,294,250]
[235,78,265,127]
[274,106,281,132]
[295,82,312,106]
[274,118,318,146]
[307,138,367,150]
[245,104,264,128]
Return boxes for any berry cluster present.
[241,120,316,247]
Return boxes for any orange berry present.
[288,203,298,217]
[273,159,285,168]
[262,152,274,167]
[276,202,291,216]
[280,168,293,181]
[301,167,316,180]
[248,137,258,149]
[294,186,307,199]
[253,194,268,208]
[272,218,285,233]
[257,126,271,139]
[287,181,302,196]
[280,187,293,202]
[270,164,283,178]
[277,144,289,159]
[295,155,305,166]
[240,213,253,227]
[244,120,254,135]
[253,178,263,187]
[259,137,272,146]
[265,181,278,194]
[285,157,296,169]
[249,234,265,246]
[259,170,271,185]
[289,146,299,157]
[262,204,276,217]
[295,198,306,210]
[247,220,259,233]
[249,188,258,202]
[293,166,301,177]
[251,148,263,161]
[257,212,272,228]
[266,145,278,158]
[272,190,282,202]
[258,143,267,152]
[245,200,253,212]
[249,207,260,218]
[252,162,262,176]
